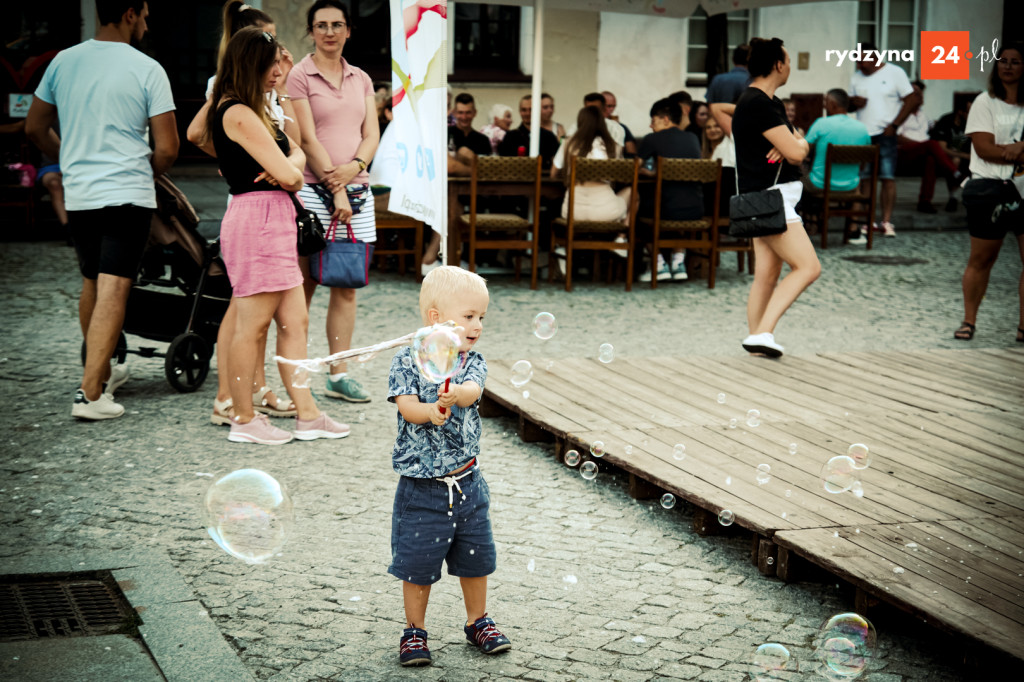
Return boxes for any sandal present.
[253,386,297,417]
[211,397,234,426]
[953,322,975,340]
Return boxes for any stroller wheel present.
[81,332,128,366]
[166,333,211,392]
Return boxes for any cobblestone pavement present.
[2,228,1021,681]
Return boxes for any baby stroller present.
[84,176,231,392]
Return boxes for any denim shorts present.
[865,134,898,180]
[388,465,496,585]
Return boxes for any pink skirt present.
[219,191,303,298]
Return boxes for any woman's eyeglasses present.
[996,58,1023,67]
[313,21,347,34]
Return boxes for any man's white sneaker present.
[107,363,129,395]
[639,258,671,282]
[72,389,125,420]
[741,332,784,358]
[671,257,688,281]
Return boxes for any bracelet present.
[277,95,291,101]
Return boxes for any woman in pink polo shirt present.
[288,0,380,404]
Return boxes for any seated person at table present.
[565,92,626,151]
[448,93,492,159]
[701,115,736,217]
[601,90,637,157]
[897,81,964,214]
[497,94,560,168]
[668,90,693,131]
[637,98,703,282]
[928,96,973,210]
[803,89,871,192]
[479,103,512,154]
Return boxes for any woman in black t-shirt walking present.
[732,38,820,358]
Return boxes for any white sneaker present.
[741,332,784,358]
[847,230,867,245]
[639,257,671,282]
[420,261,440,277]
[107,362,129,395]
[553,246,566,276]
[612,234,628,259]
[72,389,125,420]
[670,254,688,281]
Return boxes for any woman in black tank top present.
[729,38,820,359]
[191,27,350,445]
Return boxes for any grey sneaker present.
[72,389,124,421]
[325,376,371,402]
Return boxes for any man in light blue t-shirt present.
[804,89,872,193]
[26,0,178,421]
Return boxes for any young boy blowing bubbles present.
[386,266,511,666]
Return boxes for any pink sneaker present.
[294,413,351,441]
[227,413,293,445]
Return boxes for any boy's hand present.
[428,402,449,426]
[437,384,458,409]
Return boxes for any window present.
[341,0,392,81]
[687,8,753,83]
[855,0,921,76]
[452,3,524,81]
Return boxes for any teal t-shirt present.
[805,114,872,191]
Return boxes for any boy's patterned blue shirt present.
[387,347,487,478]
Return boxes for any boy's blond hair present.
[419,266,489,324]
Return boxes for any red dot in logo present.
[967,52,974,59]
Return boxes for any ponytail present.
[218,0,274,65]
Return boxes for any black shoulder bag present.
[291,191,327,257]
[728,160,787,238]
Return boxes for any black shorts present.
[69,205,153,279]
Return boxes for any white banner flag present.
[384,0,448,245]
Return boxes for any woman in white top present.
[551,106,629,222]
[956,42,1024,344]
[480,103,512,154]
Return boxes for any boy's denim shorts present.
[388,464,496,585]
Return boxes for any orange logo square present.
[921,31,971,80]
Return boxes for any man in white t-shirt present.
[26,0,178,421]
[897,80,964,214]
[849,44,920,236]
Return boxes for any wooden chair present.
[550,157,640,292]
[801,144,879,250]
[638,157,723,289]
[715,217,755,276]
[373,205,424,281]
[456,155,543,289]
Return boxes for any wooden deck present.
[482,348,1024,662]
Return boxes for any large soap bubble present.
[598,343,614,363]
[412,325,464,384]
[821,455,858,494]
[510,360,534,388]
[815,613,877,679]
[533,312,557,340]
[718,509,735,526]
[749,642,790,681]
[564,449,581,467]
[580,461,598,480]
[203,469,294,564]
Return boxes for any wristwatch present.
[354,157,367,171]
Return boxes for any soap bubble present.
[590,441,605,458]
[203,469,294,564]
[717,393,726,404]
[412,325,464,384]
[291,365,311,389]
[815,613,876,678]
[750,642,790,681]
[756,463,771,485]
[522,390,530,399]
[533,312,557,340]
[580,461,598,480]
[821,456,858,494]
[850,481,864,498]
[718,509,735,526]
[624,445,633,455]
[672,443,686,461]
[598,343,614,363]
[746,409,761,427]
[660,493,676,509]
[510,360,533,388]
[788,443,798,455]
[564,449,581,467]
[847,443,871,470]
[728,418,738,429]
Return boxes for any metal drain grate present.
[0,574,135,641]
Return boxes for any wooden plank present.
[774,527,1024,661]
[885,410,1024,470]
[909,349,1024,396]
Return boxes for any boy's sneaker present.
[294,413,350,440]
[399,627,431,666]
[639,257,671,282]
[106,363,129,395]
[847,229,868,245]
[325,376,371,402]
[670,253,688,281]
[72,389,124,421]
[464,614,512,655]
[227,413,293,445]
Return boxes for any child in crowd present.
[386,266,511,666]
